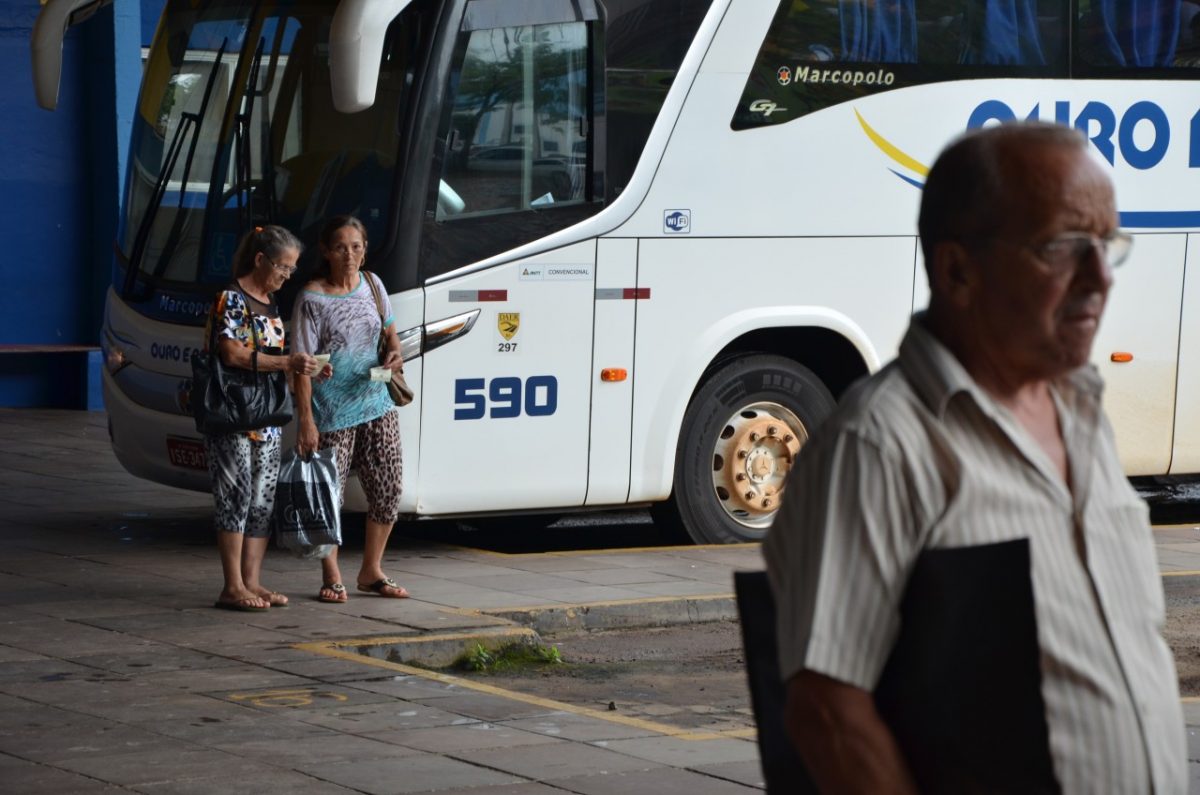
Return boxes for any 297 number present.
[454,376,558,420]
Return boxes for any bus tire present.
[658,355,836,544]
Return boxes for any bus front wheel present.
[658,355,836,544]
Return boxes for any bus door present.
[586,239,638,506]
[416,242,597,514]
[1094,233,1185,476]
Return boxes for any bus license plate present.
[166,437,207,470]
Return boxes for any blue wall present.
[0,0,141,407]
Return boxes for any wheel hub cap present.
[711,403,806,529]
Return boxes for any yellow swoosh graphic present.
[855,109,929,178]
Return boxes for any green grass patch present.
[456,641,563,673]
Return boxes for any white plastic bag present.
[274,449,341,559]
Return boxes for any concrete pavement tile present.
[690,760,766,789]
[0,655,101,682]
[1,721,184,764]
[0,700,98,733]
[212,682,401,714]
[465,741,661,780]
[0,585,81,608]
[212,730,423,764]
[425,784,567,795]
[292,751,523,794]
[488,556,625,574]
[0,753,130,793]
[59,688,265,726]
[135,768,361,794]
[51,746,270,787]
[407,692,566,722]
[641,562,742,585]
[1181,700,1200,725]
[136,622,310,647]
[344,608,513,632]
[293,700,483,733]
[388,560,533,580]
[548,766,760,794]
[559,554,681,570]
[503,712,660,742]
[507,585,656,604]
[596,736,759,768]
[66,647,236,676]
[419,589,580,610]
[138,666,316,693]
[672,546,761,563]
[135,712,327,745]
[16,597,178,620]
[342,674,469,700]
[622,581,730,598]
[549,568,688,586]
[263,613,421,639]
[365,722,564,753]
[465,573,602,593]
[262,656,405,683]
[220,641,355,665]
[1,619,163,659]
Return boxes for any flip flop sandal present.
[214,598,269,613]
[263,592,289,608]
[357,577,410,598]
[318,583,347,603]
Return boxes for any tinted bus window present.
[733,0,1066,130]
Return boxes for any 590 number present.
[454,376,558,420]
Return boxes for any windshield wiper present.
[230,36,265,230]
[123,37,229,298]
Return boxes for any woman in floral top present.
[204,225,327,612]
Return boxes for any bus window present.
[436,22,592,220]
[121,0,426,307]
[420,14,603,278]
[731,0,1066,129]
[1075,0,1183,67]
[604,0,714,201]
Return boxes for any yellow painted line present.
[855,109,929,177]
[295,638,756,742]
[1181,696,1200,704]
[1161,570,1200,578]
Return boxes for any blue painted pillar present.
[0,0,140,407]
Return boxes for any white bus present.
[32,0,1200,543]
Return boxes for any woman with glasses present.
[205,225,325,611]
[292,215,409,604]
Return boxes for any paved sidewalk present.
[0,410,763,794]
[2,409,1200,793]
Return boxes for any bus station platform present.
[2,409,1200,793]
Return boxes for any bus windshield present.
[123,0,421,299]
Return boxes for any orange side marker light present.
[600,368,627,382]
[1111,352,1134,363]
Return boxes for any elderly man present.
[763,122,1185,794]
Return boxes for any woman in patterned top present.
[293,215,408,603]
[205,226,326,612]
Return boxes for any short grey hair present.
[918,122,1088,266]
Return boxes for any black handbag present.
[191,286,294,434]
[363,270,414,407]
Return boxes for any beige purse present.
[363,271,414,407]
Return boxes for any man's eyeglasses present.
[973,230,1132,277]
[267,259,297,277]
[1028,231,1133,275]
